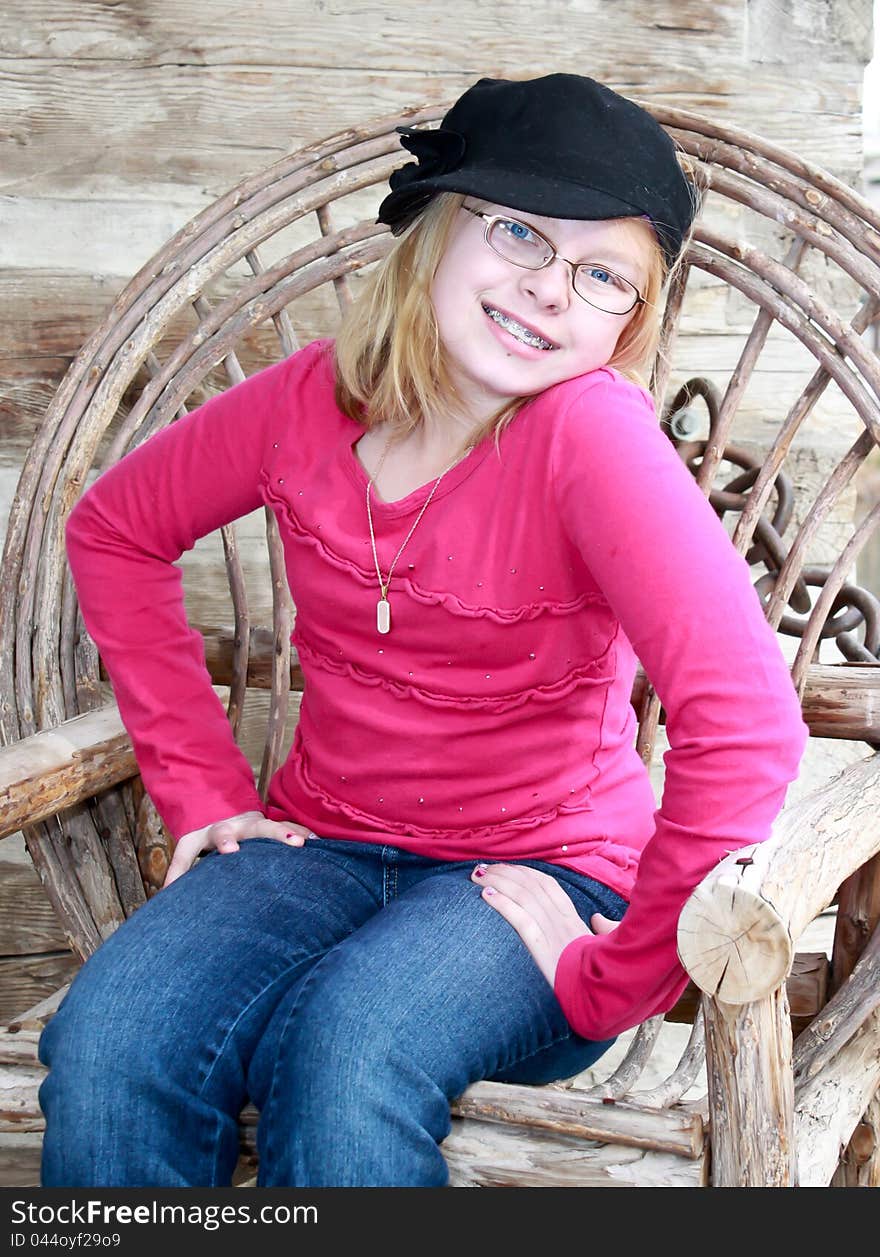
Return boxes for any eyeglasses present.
[463,206,645,316]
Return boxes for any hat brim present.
[379,168,651,225]
[377,167,679,264]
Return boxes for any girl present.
[38,73,809,1187]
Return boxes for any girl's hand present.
[163,811,311,888]
[470,862,621,987]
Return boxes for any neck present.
[380,405,484,465]
[415,413,480,458]
[419,384,508,450]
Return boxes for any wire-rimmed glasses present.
[463,206,645,316]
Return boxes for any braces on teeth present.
[484,305,553,349]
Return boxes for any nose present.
[519,257,573,311]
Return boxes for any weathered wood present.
[0,1060,45,1133]
[92,790,148,917]
[199,625,305,690]
[0,955,77,1036]
[0,1029,42,1068]
[794,1006,880,1186]
[130,778,173,899]
[788,952,832,1039]
[449,1078,704,1159]
[0,704,137,842]
[6,986,70,1034]
[48,804,128,943]
[792,921,880,1085]
[443,1118,707,1187]
[0,1133,42,1188]
[0,1,756,68]
[583,1018,666,1100]
[0,268,318,400]
[0,62,863,208]
[669,950,828,1037]
[0,861,69,954]
[832,851,880,994]
[0,360,74,457]
[237,1096,708,1186]
[1,0,867,209]
[832,1092,880,1187]
[800,663,880,740]
[10,819,103,965]
[678,752,880,1004]
[0,270,122,359]
[703,987,796,1186]
[0,849,74,1040]
[628,1012,707,1110]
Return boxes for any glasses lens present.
[486,218,554,270]
[574,264,639,314]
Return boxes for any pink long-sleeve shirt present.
[65,338,809,1039]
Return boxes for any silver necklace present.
[366,430,471,635]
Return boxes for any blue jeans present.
[38,834,627,1187]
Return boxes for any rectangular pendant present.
[377,598,391,634]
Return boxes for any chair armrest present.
[0,703,137,841]
[678,752,880,1004]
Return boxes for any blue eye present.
[580,265,631,293]
[502,219,534,241]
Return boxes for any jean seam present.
[381,850,398,905]
[203,950,340,1186]
[208,1104,225,1187]
[196,945,326,1106]
[260,944,353,1175]
[195,848,384,1104]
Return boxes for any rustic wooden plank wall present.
[0,0,876,1029]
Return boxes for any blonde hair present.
[334,188,692,455]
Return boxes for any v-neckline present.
[344,427,494,515]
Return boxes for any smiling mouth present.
[482,304,558,351]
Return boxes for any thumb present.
[590,912,621,936]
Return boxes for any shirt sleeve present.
[65,348,316,841]
[550,370,810,1041]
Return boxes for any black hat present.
[376,74,696,269]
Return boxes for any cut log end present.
[678,880,793,1004]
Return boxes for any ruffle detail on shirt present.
[592,840,640,877]
[292,748,597,842]
[262,474,603,623]
[402,582,599,623]
[292,629,614,714]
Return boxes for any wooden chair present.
[1,100,879,1188]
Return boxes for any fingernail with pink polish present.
[484,886,497,897]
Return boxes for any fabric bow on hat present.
[388,126,467,194]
